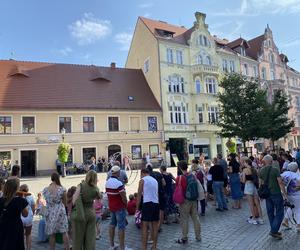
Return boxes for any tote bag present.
[71,183,86,223]
[173,176,185,204]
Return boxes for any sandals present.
[175,238,188,244]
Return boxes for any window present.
[108,117,119,131]
[253,66,258,77]
[270,70,276,80]
[206,56,212,66]
[222,59,228,72]
[198,35,203,46]
[149,144,159,158]
[244,64,248,75]
[148,116,157,131]
[176,50,183,65]
[22,116,35,134]
[205,78,217,94]
[196,55,203,65]
[208,106,219,124]
[262,67,267,80]
[197,105,204,123]
[144,58,150,73]
[59,117,71,133]
[168,75,184,93]
[0,151,11,168]
[130,117,140,131]
[167,48,173,63]
[0,116,11,134]
[296,96,300,111]
[82,147,96,163]
[240,47,246,56]
[169,103,187,124]
[131,145,142,159]
[83,116,94,132]
[229,61,235,73]
[195,79,201,94]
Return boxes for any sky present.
[0,0,300,70]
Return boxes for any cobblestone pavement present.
[21,169,300,250]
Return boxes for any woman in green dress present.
[72,170,101,250]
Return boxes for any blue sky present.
[0,0,300,70]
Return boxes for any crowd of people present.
[1,149,300,250]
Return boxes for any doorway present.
[20,150,36,177]
[169,138,187,166]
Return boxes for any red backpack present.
[196,169,204,185]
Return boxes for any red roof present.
[226,38,250,49]
[0,60,161,111]
[246,35,265,60]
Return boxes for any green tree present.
[262,89,294,148]
[217,74,267,149]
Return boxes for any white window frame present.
[129,116,141,131]
[167,48,173,64]
[176,50,183,65]
[58,115,73,134]
[107,115,120,132]
[229,60,235,73]
[195,79,201,94]
[222,59,228,72]
[205,78,217,94]
[0,115,13,135]
[208,106,219,124]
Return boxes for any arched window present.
[196,55,203,65]
[269,53,275,64]
[206,56,212,66]
[262,67,267,80]
[198,35,203,46]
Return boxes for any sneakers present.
[257,218,264,225]
[247,218,258,225]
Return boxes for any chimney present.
[110,62,116,69]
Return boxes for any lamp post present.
[60,128,66,177]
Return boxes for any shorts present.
[24,225,32,236]
[244,182,258,196]
[141,202,160,222]
[110,209,127,230]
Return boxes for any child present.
[20,184,35,250]
[94,194,103,240]
[127,194,136,215]
[35,192,46,215]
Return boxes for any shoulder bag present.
[173,176,185,204]
[71,183,86,223]
[258,167,272,199]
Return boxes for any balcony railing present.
[191,64,219,74]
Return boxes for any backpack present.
[185,174,199,201]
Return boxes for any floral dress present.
[43,186,68,235]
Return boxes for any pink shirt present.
[94,199,103,216]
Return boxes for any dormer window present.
[240,47,246,56]
[156,29,174,38]
[8,65,29,77]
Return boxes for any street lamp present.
[61,128,66,142]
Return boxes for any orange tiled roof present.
[0,60,161,111]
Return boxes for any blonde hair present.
[85,170,98,187]
[3,178,20,206]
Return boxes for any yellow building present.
[127,12,228,162]
[0,60,163,176]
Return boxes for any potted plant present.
[57,142,71,163]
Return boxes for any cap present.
[111,165,121,173]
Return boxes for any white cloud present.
[57,46,73,56]
[210,21,244,41]
[69,13,111,45]
[281,38,300,47]
[114,32,133,51]
[213,0,300,16]
[144,13,151,18]
[138,3,154,8]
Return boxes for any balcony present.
[191,64,219,75]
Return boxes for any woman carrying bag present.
[71,170,101,250]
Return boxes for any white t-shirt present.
[21,195,35,226]
[142,175,158,204]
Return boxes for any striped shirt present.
[105,176,126,212]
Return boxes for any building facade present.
[0,60,163,176]
[127,13,227,164]
[127,12,300,159]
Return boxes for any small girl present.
[35,192,46,215]
[94,194,103,240]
